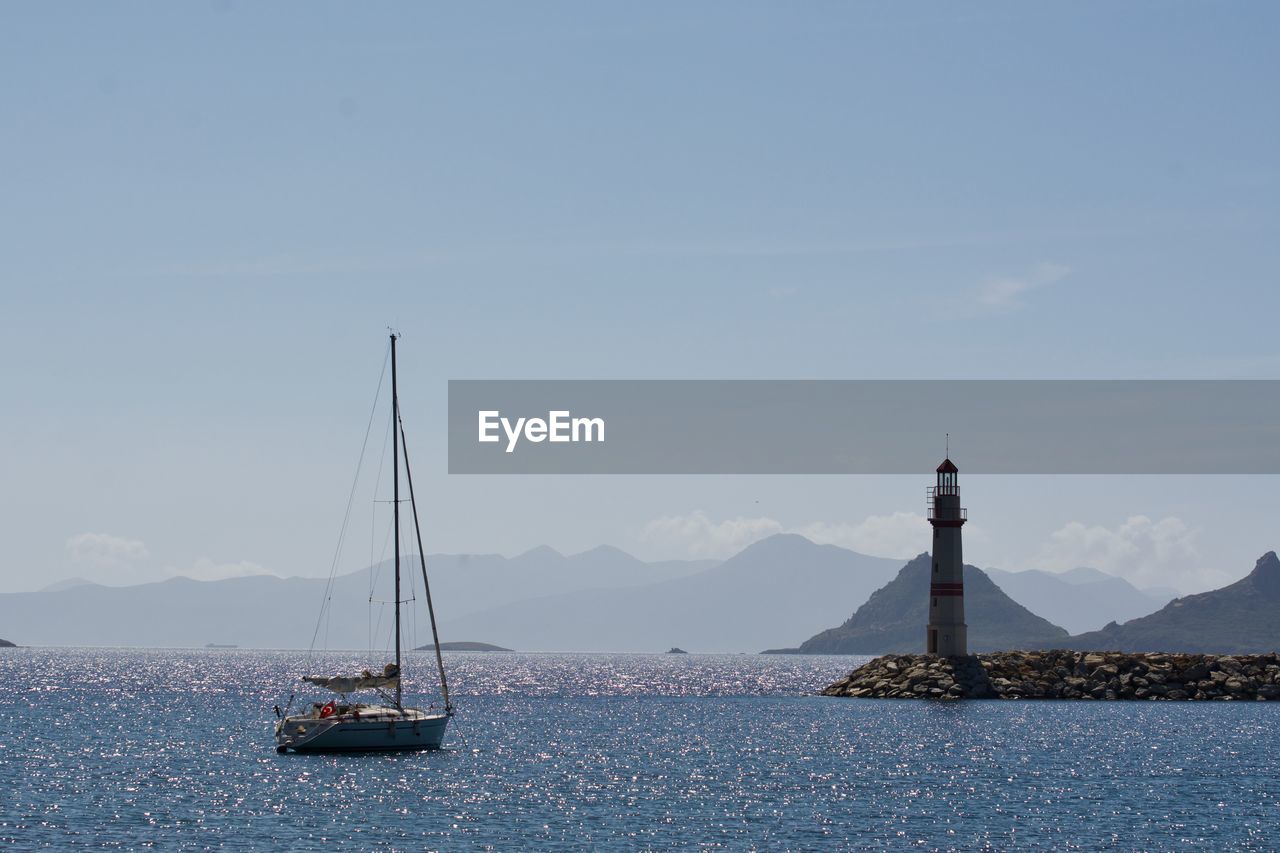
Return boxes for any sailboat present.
[274,333,453,753]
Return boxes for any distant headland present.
[824,650,1280,701]
[414,641,512,652]
[0,638,14,648]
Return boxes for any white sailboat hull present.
[276,706,450,753]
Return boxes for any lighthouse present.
[926,456,968,656]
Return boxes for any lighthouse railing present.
[926,487,967,522]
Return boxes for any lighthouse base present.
[926,623,967,657]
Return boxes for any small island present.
[414,641,512,652]
[667,647,688,654]
[823,650,1280,701]
[0,638,15,648]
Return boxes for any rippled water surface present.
[3,649,1279,848]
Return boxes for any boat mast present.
[398,417,453,714]
[391,332,402,709]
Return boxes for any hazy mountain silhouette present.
[1055,551,1280,653]
[38,577,100,593]
[6,537,1218,654]
[984,567,1172,634]
[437,534,905,653]
[794,554,1070,654]
[0,547,714,649]
[420,545,717,618]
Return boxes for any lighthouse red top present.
[936,458,958,474]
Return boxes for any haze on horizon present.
[2,4,1278,598]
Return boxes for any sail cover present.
[303,674,399,693]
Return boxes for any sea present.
[2,648,1277,849]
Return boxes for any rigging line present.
[369,409,394,598]
[410,554,421,656]
[368,409,394,651]
[307,341,391,660]
[371,601,387,657]
[398,413,452,713]
[368,509,397,653]
[449,714,473,753]
[370,496,397,594]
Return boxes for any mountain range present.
[792,554,1070,654]
[1051,551,1280,653]
[0,535,1249,654]
[0,546,714,650]
[0,535,909,652]
[983,566,1173,635]
[436,534,904,652]
[2,535,903,651]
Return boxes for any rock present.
[416,641,514,652]
[821,651,1280,702]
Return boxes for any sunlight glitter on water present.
[2,649,1278,848]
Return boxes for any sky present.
[2,3,1278,596]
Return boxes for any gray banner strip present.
[447,380,1280,474]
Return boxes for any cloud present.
[973,262,1070,313]
[640,511,784,559]
[65,532,150,566]
[794,512,932,559]
[62,534,273,585]
[183,558,276,582]
[638,510,934,561]
[1031,515,1226,593]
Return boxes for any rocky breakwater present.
[822,650,1280,700]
